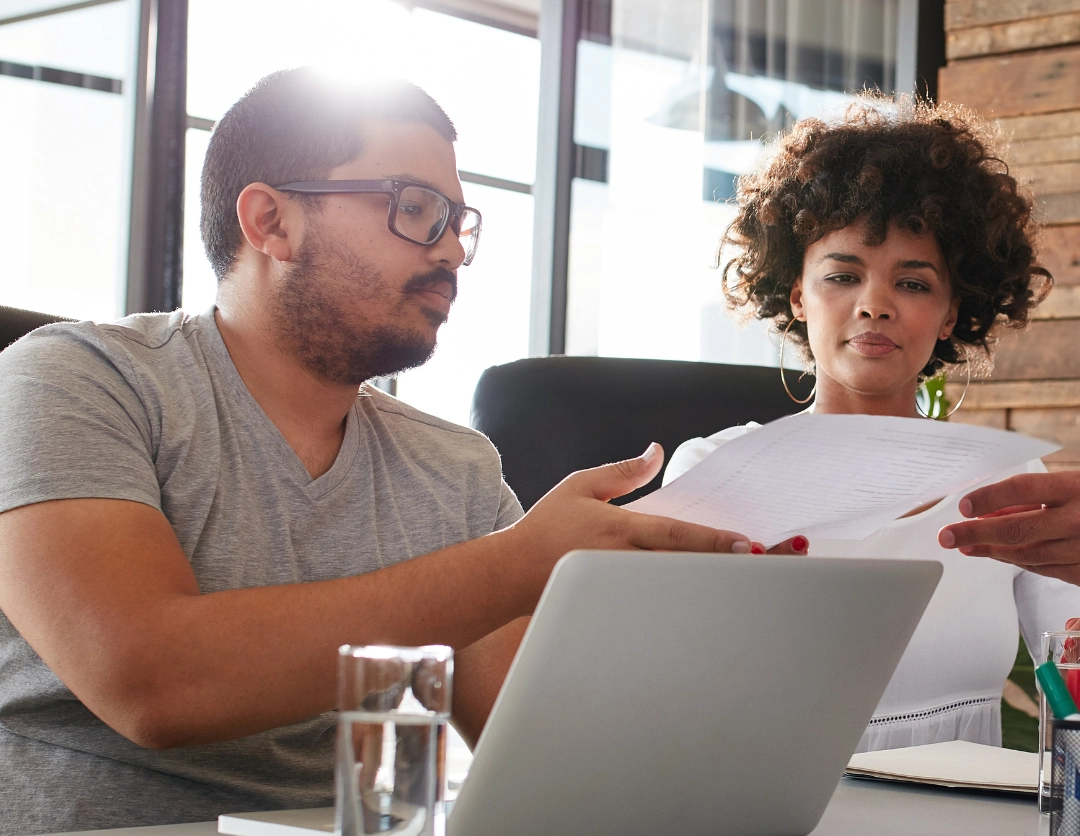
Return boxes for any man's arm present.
[450,617,530,747]
[938,470,1080,583]
[0,443,751,750]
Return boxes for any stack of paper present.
[219,808,333,836]
[219,806,428,836]
[628,414,1059,547]
[845,740,1038,794]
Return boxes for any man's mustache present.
[403,268,457,304]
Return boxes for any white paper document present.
[219,808,334,836]
[845,740,1038,794]
[626,414,1059,546]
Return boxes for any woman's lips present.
[847,331,899,357]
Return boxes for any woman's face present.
[790,218,959,415]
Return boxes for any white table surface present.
[38,776,1046,836]
[810,777,1044,835]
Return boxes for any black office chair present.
[0,305,73,351]
[471,356,814,511]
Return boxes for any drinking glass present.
[336,645,453,836]
[1040,631,1080,814]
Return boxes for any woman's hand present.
[759,535,810,556]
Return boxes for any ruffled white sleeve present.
[662,423,761,486]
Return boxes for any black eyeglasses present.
[274,179,482,266]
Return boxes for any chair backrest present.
[470,356,814,511]
[0,305,73,352]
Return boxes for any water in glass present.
[337,708,447,836]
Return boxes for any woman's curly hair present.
[723,95,1051,378]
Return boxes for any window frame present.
[530,0,944,357]
[133,0,945,351]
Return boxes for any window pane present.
[410,10,539,185]
[182,128,217,314]
[188,0,412,120]
[566,0,906,367]
[187,2,538,186]
[0,1,134,78]
[0,0,136,320]
[394,184,533,426]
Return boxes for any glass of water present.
[1040,631,1080,814]
[336,645,453,836]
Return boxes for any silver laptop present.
[447,550,941,836]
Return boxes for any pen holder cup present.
[1050,720,1080,835]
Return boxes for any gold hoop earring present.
[779,317,815,405]
[916,361,971,419]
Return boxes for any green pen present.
[1037,661,1080,720]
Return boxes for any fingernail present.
[641,442,661,465]
[750,543,765,555]
[958,498,973,518]
[792,536,808,552]
[938,529,955,548]
[731,540,751,554]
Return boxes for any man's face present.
[271,121,467,386]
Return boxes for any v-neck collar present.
[195,307,362,500]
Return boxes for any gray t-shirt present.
[0,308,522,834]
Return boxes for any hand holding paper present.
[938,470,1080,585]
[626,414,1059,547]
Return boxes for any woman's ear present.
[789,278,805,320]
[236,183,299,264]
[940,296,960,341]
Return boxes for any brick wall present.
[938,1,1080,469]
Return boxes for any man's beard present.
[270,234,457,387]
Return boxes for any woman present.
[665,97,1080,752]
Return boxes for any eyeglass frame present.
[273,179,482,265]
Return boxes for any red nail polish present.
[792,536,808,552]
[750,544,765,555]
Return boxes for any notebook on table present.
[845,740,1038,794]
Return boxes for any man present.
[0,69,758,833]
[939,471,1080,584]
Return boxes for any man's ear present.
[789,278,805,320]
[236,183,300,263]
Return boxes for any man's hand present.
[501,443,749,596]
[499,443,808,601]
[937,471,1080,584]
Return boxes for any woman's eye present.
[825,273,858,284]
[399,201,423,216]
[899,279,930,292]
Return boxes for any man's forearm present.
[0,499,531,749]
[450,617,530,748]
[161,535,531,745]
[1,448,752,751]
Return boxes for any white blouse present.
[664,424,1080,752]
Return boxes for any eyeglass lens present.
[393,186,481,265]
[457,209,481,266]
[394,186,449,245]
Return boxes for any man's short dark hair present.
[200,68,457,280]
